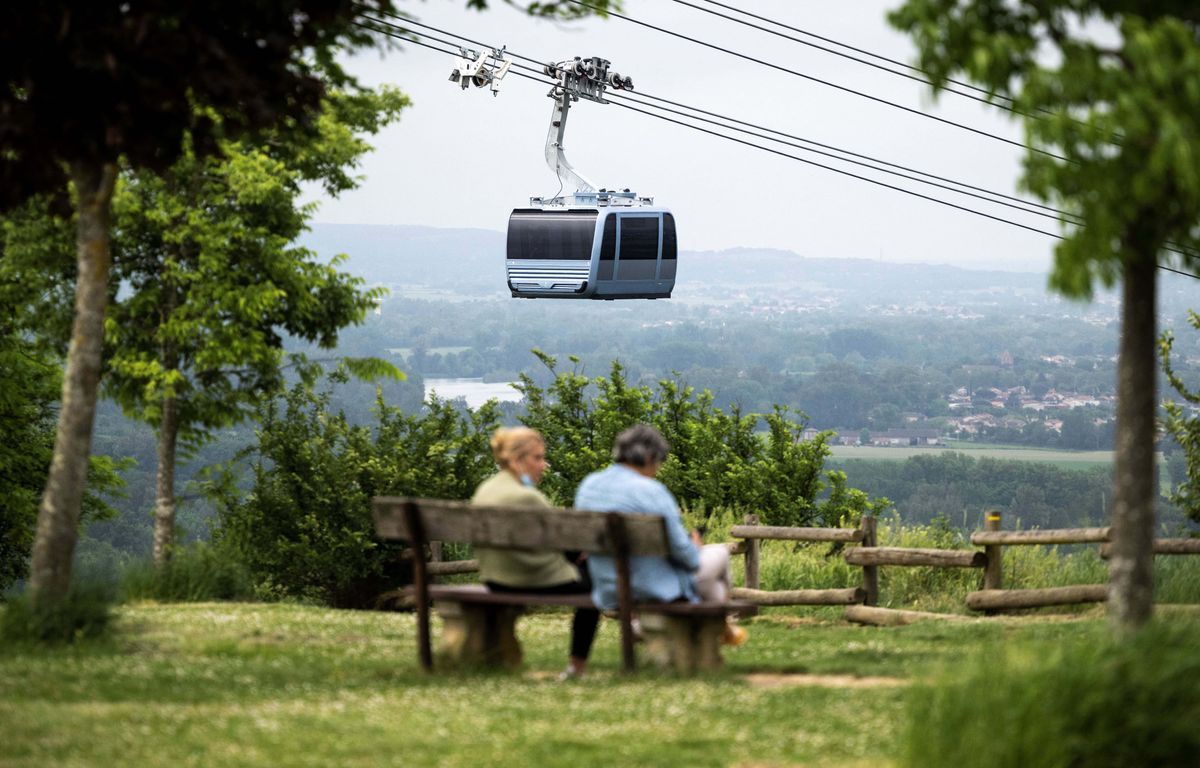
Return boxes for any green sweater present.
[470,471,580,588]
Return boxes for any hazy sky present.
[307,1,1058,272]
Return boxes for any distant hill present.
[302,222,1050,300]
[301,223,503,294]
[300,222,1199,317]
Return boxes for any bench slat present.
[374,497,671,556]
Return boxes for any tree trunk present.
[1108,251,1157,634]
[152,284,180,568]
[28,160,118,607]
[152,390,179,568]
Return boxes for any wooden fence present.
[730,511,1200,624]
[416,509,1198,622]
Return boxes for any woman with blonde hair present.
[471,426,599,680]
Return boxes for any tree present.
[0,1,399,608]
[889,1,1200,633]
[1160,310,1200,525]
[0,209,126,589]
[2,0,617,608]
[106,86,406,567]
[1061,409,1099,451]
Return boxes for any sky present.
[305,0,1060,272]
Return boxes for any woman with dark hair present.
[574,424,746,645]
[472,426,600,679]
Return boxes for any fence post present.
[983,511,1003,591]
[860,515,878,607]
[743,513,760,591]
[428,540,444,584]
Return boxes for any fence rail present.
[730,587,864,606]
[966,585,1108,611]
[1099,538,1200,558]
[843,547,985,569]
[971,527,1111,546]
[729,525,864,543]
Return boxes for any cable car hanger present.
[450,50,678,300]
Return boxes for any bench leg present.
[436,601,524,669]
[639,613,725,673]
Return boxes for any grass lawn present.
[3,601,1180,768]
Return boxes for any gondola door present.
[598,213,669,299]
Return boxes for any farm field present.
[828,443,1142,469]
[3,602,1197,768]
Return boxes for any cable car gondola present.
[507,190,676,299]
[503,56,676,300]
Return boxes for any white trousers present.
[694,543,732,603]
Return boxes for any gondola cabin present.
[506,192,676,300]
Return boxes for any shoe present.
[722,624,749,647]
[557,665,584,682]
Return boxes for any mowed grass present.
[1,601,1172,768]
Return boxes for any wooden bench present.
[372,496,753,674]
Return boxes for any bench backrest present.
[372,496,671,557]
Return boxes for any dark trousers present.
[486,579,600,661]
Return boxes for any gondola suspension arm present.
[545,87,596,194]
[541,57,634,196]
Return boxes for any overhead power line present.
[361,18,1065,239]
[689,0,1005,103]
[605,90,1078,225]
[685,0,1121,146]
[364,11,1075,223]
[355,16,1200,278]
[668,0,1031,116]
[561,0,1068,162]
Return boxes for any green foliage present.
[0,2,401,209]
[902,619,1200,767]
[105,87,409,447]
[214,351,883,607]
[121,543,252,603]
[517,352,889,526]
[211,372,499,607]
[0,321,128,591]
[0,340,56,591]
[1160,311,1200,525]
[0,581,114,646]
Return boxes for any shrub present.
[902,619,1200,768]
[211,375,498,607]
[121,543,252,602]
[1,580,115,645]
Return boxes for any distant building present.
[870,429,941,447]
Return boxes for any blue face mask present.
[519,473,535,487]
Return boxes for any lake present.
[424,378,522,408]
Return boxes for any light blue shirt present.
[574,464,700,610]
